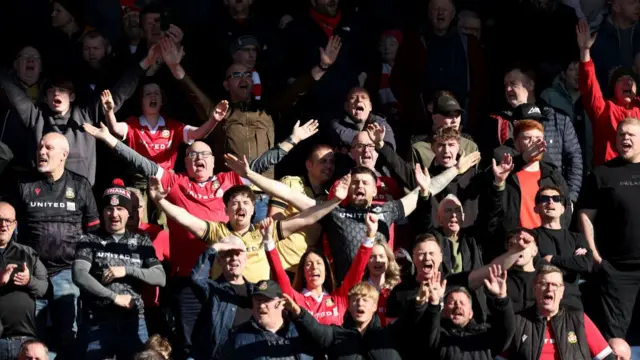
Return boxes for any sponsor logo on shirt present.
[141,140,173,150]
[187,190,223,200]
[96,251,141,264]
[29,202,66,208]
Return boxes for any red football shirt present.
[159,169,244,277]
[125,115,194,170]
[138,222,170,308]
[538,314,611,360]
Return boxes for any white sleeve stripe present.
[594,346,612,360]
[183,125,196,144]
[362,237,375,248]
[122,125,129,141]
[155,167,164,180]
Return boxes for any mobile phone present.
[160,12,171,32]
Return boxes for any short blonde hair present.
[348,282,379,303]
[618,117,640,129]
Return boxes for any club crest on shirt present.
[567,331,577,344]
[110,196,119,206]
[215,188,224,198]
[161,129,170,138]
[127,237,138,250]
[258,281,268,290]
[325,298,334,307]
[65,187,75,199]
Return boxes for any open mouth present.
[623,89,633,96]
[310,273,321,280]
[373,263,385,271]
[239,82,250,90]
[354,190,366,199]
[26,64,35,71]
[149,99,158,108]
[421,262,434,275]
[543,294,554,305]
[356,308,365,316]
[236,210,247,220]
[443,154,453,161]
[622,143,633,151]
[53,98,62,106]
[37,158,48,166]
[195,161,206,170]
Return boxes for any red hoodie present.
[579,59,640,165]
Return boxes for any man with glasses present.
[0,202,48,360]
[499,265,614,360]
[532,186,592,310]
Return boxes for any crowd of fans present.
[1,0,640,359]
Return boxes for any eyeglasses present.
[18,54,41,61]
[536,281,564,290]
[187,151,213,159]
[535,195,564,204]
[0,218,16,225]
[352,143,376,151]
[227,71,252,80]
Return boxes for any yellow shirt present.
[203,221,279,283]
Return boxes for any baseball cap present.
[229,35,260,56]
[433,95,464,115]
[218,235,247,252]
[512,103,543,121]
[252,280,283,299]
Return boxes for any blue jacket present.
[190,248,254,360]
[220,318,314,360]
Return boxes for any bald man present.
[18,340,49,360]
[0,202,48,359]
[12,132,100,359]
[609,338,631,360]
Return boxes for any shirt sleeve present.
[577,171,599,210]
[75,234,96,263]
[584,313,613,360]
[269,176,305,211]
[382,200,405,223]
[174,120,195,145]
[81,182,100,231]
[139,235,161,268]
[202,221,223,244]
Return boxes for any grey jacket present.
[0,64,144,185]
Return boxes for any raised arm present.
[83,123,161,178]
[368,123,417,189]
[577,20,606,119]
[225,154,316,210]
[185,100,228,142]
[101,90,128,140]
[335,214,376,298]
[284,295,336,350]
[261,219,299,299]
[399,164,431,217]
[482,265,515,355]
[149,176,208,238]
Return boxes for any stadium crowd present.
[0,0,640,359]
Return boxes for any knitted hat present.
[101,179,133,214]
[53,0,84,24]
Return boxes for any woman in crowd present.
[363,239,401,326]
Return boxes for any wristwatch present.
[285,136,298,146]
[318,62,330,71]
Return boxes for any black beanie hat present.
[53,0,84,25]
[609,66,636,90]
[102,179,133,214]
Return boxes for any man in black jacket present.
[421,266,515,360]
[284,281,417,360]
[500,264,614,360]
[533,186,592,310]
[0,202,48,359]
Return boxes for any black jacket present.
[328,113,396,150]
[424,295,515,360]
[508,306,614,360]
[293,309,416,360]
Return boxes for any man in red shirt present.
[500,264,614,360]
[577,20,640,165]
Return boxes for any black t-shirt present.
[507,268,536,314]
[579,158,640,264]
[231,284,252,327]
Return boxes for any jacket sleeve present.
[190,247,221,300]
[0,71,40,129]
[178,74,214,123]
[0,141,13,176]
[328,118,359,147]
[85,62,145,124]
[422,303,443,350]
[334,240,374,299]
[549,233,593,274]
[485,295,516,355]
[377,144,417,189]
[412,194,435,235]
[560,115,583,202]
[578,59,607,122]
[292,310,336,350]
[27,256,48,297]
[112,141,161,178]
[379,118,396,150]
[248,145,289,175]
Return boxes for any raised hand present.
[483,264,507,298]
[224,154,250,178]
[212,100,229,122]
[101,90,114,113]
[0,264,17,286]
[291,120,319,143]
[83,123,113,142]
[366,123,385,148]
[427,271,447,305]
[492,153,514,185]
[365,213,379,238]
[334,174,351,200]
[102,266,126,284]
[13,263,30,286]
[576,20,596,50]
[148,176,168,202]
[282,293,302,316]
[159,37,184,67]
[166,24,184,45]
[512,230,535,251]
[279,14,293,29]
[415,163,431,195]
[258,217,275,241]
[416,281,431,306]
[522,138,547,163]
[456,151,481,175]
[320,35,342,68]
[212,240,246,253]
[114,294,134,309]
[142,42,162,69]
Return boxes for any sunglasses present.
[535,195,564,204]
[227,71,252,80]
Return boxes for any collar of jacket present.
[525,304,566,324]
[230,100,262,112]
[442,318,487,333]
[342,311,383,333]
[343,112,384,127]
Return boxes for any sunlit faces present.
[252,294,284,323]
[306,147,335,184]
[142,12,163,45]
[37,133,69,174]
[349,132,378,169]
[515,128,544,161]
[51,2,74,28]
[433,137,459,168]
[103,205,129,233]
[18,342,49,360]
[0,203,16,245]
[437,198,463,234]
[534,271,564,316]
[46,86,74,114]
[614,75,637,105]
[507,232,538,267]
[218,246,247,278]
[616,122,640,161]
[379,35,399,65]
[348,172,377,207]
[225,193,255,229]
[303,252,326,289]
[412,239,442,281]
[504,69,533,108]
[534,189,566,220]
[224,64,253,101]
[346,89,372,122]
[184,141,214,181]
[348,294,377,324]
[141,83,163,115]
[428,0,455,34]
[14,47,42,86]
[368,244,389,277]
[443,291,473,327]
